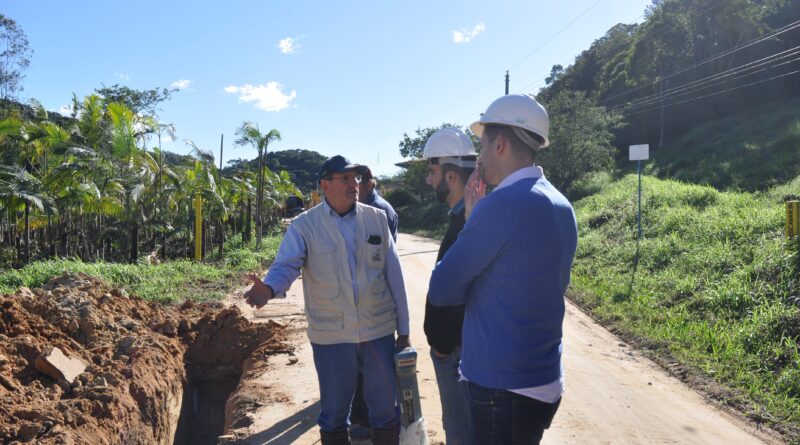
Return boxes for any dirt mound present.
[0,273,288,444]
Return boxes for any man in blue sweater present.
[428,94,578,444]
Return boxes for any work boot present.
[370,425,400,445]
[320,429,351,445]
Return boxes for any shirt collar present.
[449,198,465,215]
[323,199,357,218]
[495,165,544,191]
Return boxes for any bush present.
[385,188,417,208]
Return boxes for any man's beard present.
[434,177,449,203]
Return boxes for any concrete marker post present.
[629,145,649,240]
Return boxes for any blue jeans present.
[311,335,400,432]
[468,382,560,445]
[430,347,471,445]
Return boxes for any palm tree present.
[0,165,54,262]
[234,122,281,248]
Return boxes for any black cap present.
[355,165,373,180]
[319,155,360,179]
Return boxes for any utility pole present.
[505,71,510,95]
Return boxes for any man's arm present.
[428,195,506,306]
[244,223,306,308]
[384,233,410,348]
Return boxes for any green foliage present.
[539,0,800,161]
[571,174,800,437]
[645,98,800,191]
[94,84,176,116]
[226,148,327,194]
[0,234,282,303]
[538,91,623,192]
[384,187,417,208]
[395,200,448,238]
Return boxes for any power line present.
[366,0,614,160]
[622,68,800,117]
[506,0,604,73]
[513,0,726,97]
[615,45,800,113]
[602,18,800,106]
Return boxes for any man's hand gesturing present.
[243,273,274,309]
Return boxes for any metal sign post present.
[629,145,649,240]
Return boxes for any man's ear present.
[445,169,456,185]
[494,133,508,156]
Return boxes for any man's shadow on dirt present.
[246,400,320,444]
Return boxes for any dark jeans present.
[311,335,399,432]
[468,382,560,445]
[350,372,370,427]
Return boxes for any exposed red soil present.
[0,273,289,445]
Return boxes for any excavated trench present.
[0,274,288,445]
[172,362,241,445]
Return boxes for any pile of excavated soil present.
[0,273,289,445]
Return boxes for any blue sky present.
[5,0,652,179]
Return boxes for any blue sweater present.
[428,176,577,389]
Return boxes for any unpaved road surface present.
[227,233,782,444]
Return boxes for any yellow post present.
[787,200,799,238]
[194,195,202,261]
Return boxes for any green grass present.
[0,233,282,303]
[571,173,800,439]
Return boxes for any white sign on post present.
[629,144,649,161]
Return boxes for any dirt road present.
[227,233,781,444]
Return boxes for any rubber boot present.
[370,425,400,445]
[320,429,352,445]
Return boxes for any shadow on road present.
[246,400,321,444]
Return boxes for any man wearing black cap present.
[243,155,410,445]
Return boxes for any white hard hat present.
[470,94,550,148]
[422,128,477,168]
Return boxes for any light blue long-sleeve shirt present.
[264,200,410,336]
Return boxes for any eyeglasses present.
[323,174,362,184]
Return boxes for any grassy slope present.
[571,173,800,439]
[0,234,282,303]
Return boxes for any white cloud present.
[453,22,485,44]
[277,36,301,54]
[224,82,297,111]
[57,104,73,116]
[114,72,130,81]
[170,79,192,90]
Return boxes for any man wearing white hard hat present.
[421,127,476,445]
[428,95,577,444]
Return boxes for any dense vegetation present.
[0,94,302,269]
[539,0,800,154]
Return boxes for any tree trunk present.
[256,151,264,249]
[218,218,224,258]
[24,200,30,264]
[244,199,252,243]
[129,221,139,264]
